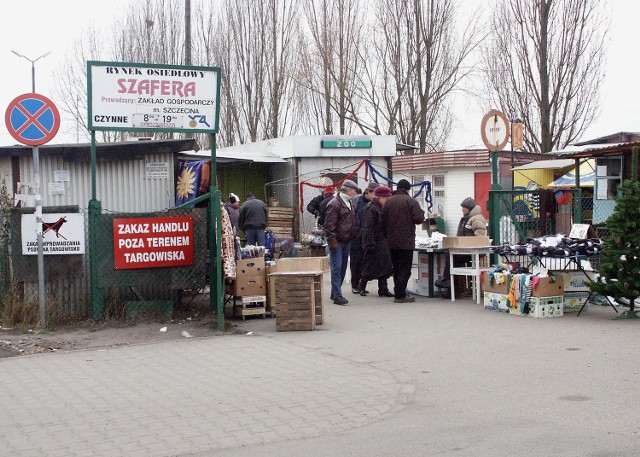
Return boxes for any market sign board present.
[21,213,85,255]
[112,216,194,270]
[321,139,372,149]
[87,61,221,134]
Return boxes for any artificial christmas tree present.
[588,153,640,319]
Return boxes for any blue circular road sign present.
[5,93,60,146]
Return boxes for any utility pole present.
[11,49,51,327]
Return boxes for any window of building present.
[595,157,622,200]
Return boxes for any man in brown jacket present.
[382,179,425,303]
[324,179,359,305]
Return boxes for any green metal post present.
[574,158,582,223]
[89,132,104,319]
[209,133,224,331]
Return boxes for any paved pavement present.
[1,274,640,457]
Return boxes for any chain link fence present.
[91,205,210,319]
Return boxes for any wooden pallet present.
[232,295,267,321]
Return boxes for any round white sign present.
[480,110,510,151]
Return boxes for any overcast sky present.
[0,0,631,149]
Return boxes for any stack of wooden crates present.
[268,257,330,331]
[266,206,294,238]
[226,257,268,320]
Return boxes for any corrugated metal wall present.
[19,152,176,212]
[13,150,180,318]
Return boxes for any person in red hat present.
[357,185,394,296]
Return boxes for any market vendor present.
[435,197,487,295]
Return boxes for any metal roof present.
[0,139,197,161]
[511,158,576,171]
[178,149,287,163]
[549,141,640,158]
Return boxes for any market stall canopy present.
[511,158,575,171]
[547,159,595,188]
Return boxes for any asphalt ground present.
[1,273,639,457]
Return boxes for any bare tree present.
[484,0,608,154]
[358,0,482,154]
[300,0,366,135]
[53,0,187,143]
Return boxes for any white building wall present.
[405,166,491,237]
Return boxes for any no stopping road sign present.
[5,93,60,146]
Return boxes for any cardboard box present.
[274,257,329,273]
[481,271,510,294]
[442,236,490,249]
[564,291,590,313]
[528,296,564,318]
[549,270,590,292]
[483,292,510,312]
[530,275,564,297]
[236,258,266,276]
[229,275,266,296]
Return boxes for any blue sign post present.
[5,93,60,327]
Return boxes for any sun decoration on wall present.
[176,165,197,199]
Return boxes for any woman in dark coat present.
[358,186,394,296]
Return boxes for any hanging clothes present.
[220,202,237,279]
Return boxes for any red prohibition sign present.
[5,93,60,146]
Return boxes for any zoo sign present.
[87,61,221,134]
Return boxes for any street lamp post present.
[11,50,50,93]
[11,49,50,327]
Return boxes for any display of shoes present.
[333,297,349,306]
[393,296,416,303]
[378,291,394,297]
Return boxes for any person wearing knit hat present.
[460,197,475,210]
[396,179,411,191]
[357,185,394,296]
[324,178,359,305]
[224,193,241,236]
[349,181,387,296]
[307,185,334,221]
[434,197,487,295]
[373,185,392,198]
[381,178,425,303]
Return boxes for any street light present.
[11,50,51,93]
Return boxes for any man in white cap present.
[324,179,359,305]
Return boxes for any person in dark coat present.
[239,192,268,246]
[382,179,425,303]
[350,181,379,294]
[224,193,240,236]
[358,185,394,296]
[316,186,335,228]
[307,186,333,218]
[324,179,359,305]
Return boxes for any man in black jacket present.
[239,192,268,246]
[382,179,425,303]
